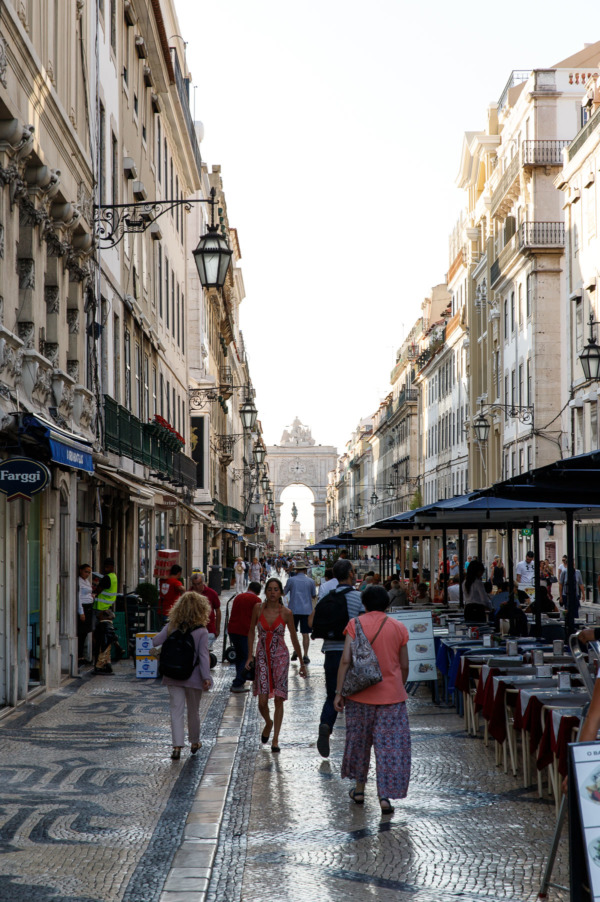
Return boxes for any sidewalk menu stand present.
[388,610,436,682]
[153,549,180,579]
[568,740,600,900]
[135,632,158,679]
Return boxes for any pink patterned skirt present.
[254,614,289,700]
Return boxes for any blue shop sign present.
[0,458,50,501]
[20,415,94,474]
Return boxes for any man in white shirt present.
[318,568,338,598]
[515,551,535,588]
[447,576,461,605]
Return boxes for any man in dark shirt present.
[227,581,261,692]
[190,570,221,637]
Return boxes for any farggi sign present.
[0,458,50,501]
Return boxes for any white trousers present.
[167,685,203,747]
[235,574,245,592]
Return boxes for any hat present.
[191,570,204,579]
[293,560,308,569]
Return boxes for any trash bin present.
[208,565,222,594]
[222,567,233,590]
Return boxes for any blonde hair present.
[168,591,210,632]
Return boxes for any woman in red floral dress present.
[246,578,306,752]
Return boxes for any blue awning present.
[223,528,243,538]
[21,415,94,474]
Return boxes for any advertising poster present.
[388,610,436,682]
[569,741,600,900]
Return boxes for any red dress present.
[254,612,289,699]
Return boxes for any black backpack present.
[311,586,353,641]
[158,625,197,680]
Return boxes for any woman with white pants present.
[152,592,213,760]
[234,558,246,593]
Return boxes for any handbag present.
[341,617,387,696]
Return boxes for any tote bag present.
[341,617,387,696]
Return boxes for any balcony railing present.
[490,155,520,216]
[567,105,600,162]
[497,70,530,112]
[522,140,569,166]
[172,51,202,179]
[519,221,565,250]
[213,499,245,524]
[397,387,418,408]
[103,396,199,489]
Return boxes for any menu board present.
[388,610,436,682]
[569,741,600,900]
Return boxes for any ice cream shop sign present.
[0,458,50,501]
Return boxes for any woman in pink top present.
[334,585,410,814]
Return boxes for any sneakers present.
[230,684,251,693]
[303,655,310,665]
[291,652,298,661]
[317,723,331,758]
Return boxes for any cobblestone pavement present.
[0,634,571,902]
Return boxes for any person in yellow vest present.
[93,557,118,613]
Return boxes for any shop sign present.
[156,494,178,509]
[0,458,50,501]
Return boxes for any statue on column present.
[291,502,298,522]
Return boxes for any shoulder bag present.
[342,616,387,696]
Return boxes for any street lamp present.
[386,481,395,498]
[473,411,491,443]
[253,441,266,466]
[261,473,270,491]
[370,491,379,507]
[239,396,258,431]
[580,314,600,381]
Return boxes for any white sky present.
[177,0,599,463]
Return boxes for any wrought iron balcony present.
[490,155,520,217]
[567,105,600,162]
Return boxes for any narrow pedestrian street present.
[0,614,571,902]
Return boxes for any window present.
[123,23,129,85]
[519,363,524,406]
[152,365,157,416]
[511,451,516,476]
[110,0,116,52]
[527,358,532,406]
[157,245,162,317]
[176,282,180,347]
[527,445,533,470]
[170,159,173,206]
[160,373,164,416]
[171,271,175,334]
[526,273,533,317]
[135,341,142,416]
[576,408,584,454]
[518,284,523,327]
[175,175,179,232]
[576,297,584,352]
[504,298,508,339]
[519,448,524,474]
[504,453,509,479]
[510,291,515,333]
[143,355,149,422]
[113,314,120,402]
[163,138,168,190]
[124,329,131,410]
[511,369,516,407]
[181,293,185,353]
[504,373,509,409]
[157,118,161,181]
[133,93,138,118]
[166,380,170,421]
[99,102,106,204]
[165,257,169,328]
[111,132,118,206]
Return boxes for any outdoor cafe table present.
[515,686,589,753]
[537,704,587,779]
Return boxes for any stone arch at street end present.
[267,419,337,551]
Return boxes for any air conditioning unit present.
[149,223,162,241]
[143,65,154,88]
[132,180,147,201]
[135,36,147,59]
[123,157,138,180]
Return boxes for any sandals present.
[171,747,182,760]
[261,721,273,744]
[349,788,365,805]
[271,744,281,753]
[190,743,201,754]
[379,798,395,814]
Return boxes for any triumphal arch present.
[267,419,337,551]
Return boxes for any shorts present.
[293,614,310,634]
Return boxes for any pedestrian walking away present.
[283,559,316,664]
[190,570,221,640]
[308,557,363,759]
[158,564,185,624]
[334,584,411,815]
[246,577,306,753]
[227,580,262,692]
[151,591,213,760]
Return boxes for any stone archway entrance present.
[267,418,337,552]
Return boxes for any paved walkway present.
[0,634,570,902]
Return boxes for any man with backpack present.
[308,558,363,758]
